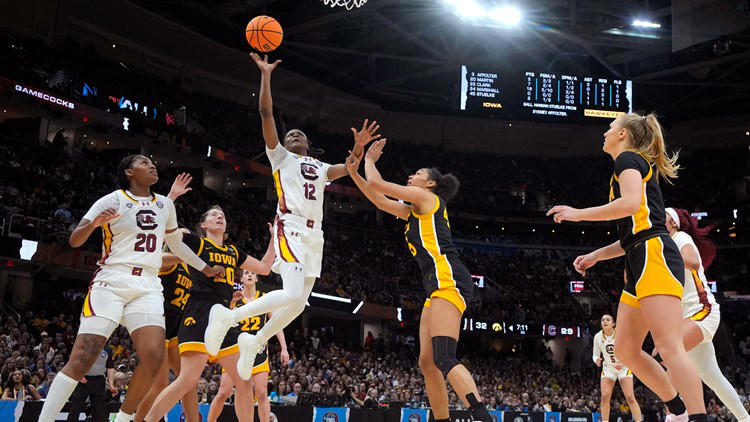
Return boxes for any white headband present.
[665,207,680,229]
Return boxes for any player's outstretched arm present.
[69,210,118,248]
[346,150,409,220]
[250,52,282,150]
[327,119,381,181]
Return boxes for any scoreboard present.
[459,65,633,121]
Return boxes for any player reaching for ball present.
[593,314,642,422]
[203,52,372,381]
[343,137,492,422]
[547,113,707,422]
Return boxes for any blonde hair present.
[618,113,679,183]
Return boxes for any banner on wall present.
[313,407,350,422]
[489,410,503,422]
[0,401,23,422]
[546,412,562,422]
[400,408,429,422]
[504,411,545,422]
[562,413,593,422]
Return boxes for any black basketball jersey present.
[609,151,668,251]
[405,195,465,284]
[182,233,248,305]
[159,263,192,314]
[236,291,267,335]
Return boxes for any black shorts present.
[422,253,474,314]
[177,298,214,355]
[621,234,684,308]
[165,311,182,348]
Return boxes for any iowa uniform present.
[213,293,270,375]
[405,194,473,313]
[609,152,684,308]
[178,234,248,355]
[159,263,192,348]
[592,330,633,381]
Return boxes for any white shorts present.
[272,214,324,278]
[686,304,720,344]
[78,265,165,337]
[601,366,633,381]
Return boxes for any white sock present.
[38,372,79,422]
[232,262,308,324]
[689,342,750,421]
[255,276,315,344]
[114,410,134,422]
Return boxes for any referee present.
[66,345,117,422]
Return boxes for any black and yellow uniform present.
[178,234,248,355]
[609,151,684,308]
[405,194,474,313]
[159,262,192,348]
[212,291,270,374]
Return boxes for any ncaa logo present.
[408,414,422,422]
[156,200,164,209]
[323,412,339,422]
[126,202,133,208]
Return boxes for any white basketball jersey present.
[593,330,621,370]
[82,190,177,274]
[672,231,717,319]
[267,145,331,222]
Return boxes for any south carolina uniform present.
[672,231,720,343]
[593,330,633,381]
[79,189,177,336]
[609,152,684,308]
[405,194,474,313]
[267,144,330,278]
[160,263,192,348]
[178,234,248,355]
[213,292,270,375]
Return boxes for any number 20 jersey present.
[267,145,331,222]
[82,189,177,275]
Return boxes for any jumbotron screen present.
[459,66,633,121]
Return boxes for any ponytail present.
[620,113,680,183]
[425,168,460,201]
[674,208,717,268]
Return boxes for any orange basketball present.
[246,16,283,52]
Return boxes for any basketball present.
[246,16,283,52]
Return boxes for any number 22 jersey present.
[267,144,331,222]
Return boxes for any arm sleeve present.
[164,197,178,231]
[164,230,208,272]
[592,333,602,362]
[82,192,119,222]
[181,233,203,252]
[614,151,650,178]
[266,144,289,169]
[320,161,333,183]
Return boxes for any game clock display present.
[459,66,633,121]
[462,318,582,338]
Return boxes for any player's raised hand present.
[365,139,387,163]
[345,150,362,175]
[92,209,119,227]
[250,52,282,74]
[546,205,582,223]
[595,357,602,367]
[573,252,598,276]
[168,173,193,201]
[202,265,226,278]
[351,119,381,149]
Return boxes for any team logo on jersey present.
[156,200,164,209]
[136,209,158,230]
[606,344,615,355]
[300,163,319,181]
[184,317,196,326]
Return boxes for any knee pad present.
[431,336,459,375]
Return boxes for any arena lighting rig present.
[441,0,523,27]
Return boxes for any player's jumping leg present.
[689,342,750,422]
[418,305,449,421]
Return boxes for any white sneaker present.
[237,333,261,381]
[205,304,234,356]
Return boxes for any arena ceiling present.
[133,0,750,122]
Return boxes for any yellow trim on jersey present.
[179,342,208,355]
[619,290,640,308]
[278,234,299,263]
[209,344,239,362]
[82,291,95,317]
[418,204,456,291]
[631,165,653,234]
[159,264,178,276]
[429,287,467,314]
[180,262,190,274]
[411,194,440,219]
[120,189,157,203]
[634,237,683,300]
[165,337,179,349]
[197,238,205,256]
[204,238,228,252]
[102,223,113,257]
[252,358,270,375]
[273,170,288,213]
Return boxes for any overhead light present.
[632,19,660,29]
[489,6,522,26]
[457,0,483,18]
